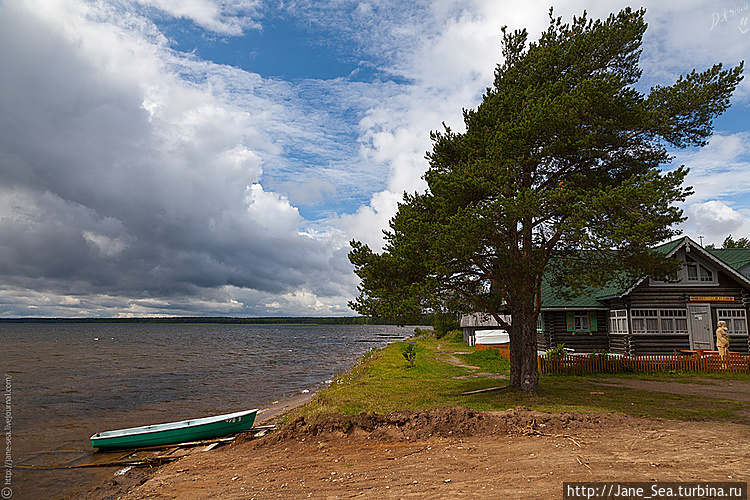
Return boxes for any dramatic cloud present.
[0,0,359,316]
[0,0,748,316]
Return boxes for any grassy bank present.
[297,332,750,425]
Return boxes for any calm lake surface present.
[0,323,412,499]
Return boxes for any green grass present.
[456,347,511,373]
[293,335,750,425]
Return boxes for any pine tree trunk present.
[508,303,539,392]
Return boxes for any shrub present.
[400,342,417,368]
[545,343,567,360]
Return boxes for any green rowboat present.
[91,408,258,450]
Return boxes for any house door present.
[688,304,713,350]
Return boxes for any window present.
[631,309,687,334]
[565,311,598,333]
[685,256,715,283]
[659,309,688,334]
[574,313,589,331]
[651,253,718,285]
[717,309,748,336]
[609,310,628,334]
[536,314,545,334]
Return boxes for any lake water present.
[0,322,412,499]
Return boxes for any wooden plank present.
[461,385,510,396]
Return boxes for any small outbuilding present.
[460,312,511,346]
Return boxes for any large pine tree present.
[349,8,743,392]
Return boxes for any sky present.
[0,0,749,318]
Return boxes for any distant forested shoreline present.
[0,316,427,325]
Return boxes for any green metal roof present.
[707,248,750,273]
[652,238,685,256]
[541,236,713,310]
[536,237,750,310]
[539,270,625,309]
[538,238,685,309]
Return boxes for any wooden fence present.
[476,343,510,361]
[476,343,750,374]
[538,353,750,374]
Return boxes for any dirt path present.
[591,378,750,402]
[438,347,508,380]
[122,407,750,500]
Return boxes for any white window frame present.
[717,309,748,336]
[684,255,716,283]
[659,309,689,334]
[631,309,688,334]
[609,310,629,335]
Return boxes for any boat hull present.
[91,408,258,450]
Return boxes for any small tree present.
[349,8,743,392]
[400,342,417,368]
